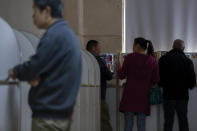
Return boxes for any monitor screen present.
[101,53,116,73]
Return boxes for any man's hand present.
[28,77,40,87]
[8,68,16,80]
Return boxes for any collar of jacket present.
[168,48,186,56]
[90,52,100,57]
[47,19,66,30]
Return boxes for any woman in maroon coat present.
[116,37,160,131]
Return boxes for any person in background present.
[86,40,113,131]
[8,0,82,131]
[159,39,196,131]
[116,37,160,131]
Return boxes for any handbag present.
[149,85,163,105]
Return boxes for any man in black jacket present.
[159,39,196,131]
[86,40,113,131]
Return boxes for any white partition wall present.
[20,31,40,50]
[13,30,37,131]
[106,86,119,131]
[0,17,20,131]
[0,17,101,131]
[70,50,100,131]
[188,55,197,131]
[0,17,40,131]
[188,88,197,131]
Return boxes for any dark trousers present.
[101,100,113,131]
[163,100,189,131]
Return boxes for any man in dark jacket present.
[8,0,82,131]
[159,39,196,131]
[86,40,113,131]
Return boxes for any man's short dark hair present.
[173,39,185,50]
[86,40,99,51]
[33,0,63,18]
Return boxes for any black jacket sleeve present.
[96,56,113,81]
[101,63,113,81]
[186,60,196,89]
[158,56,166,87]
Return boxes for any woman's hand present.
[115,60,120,71]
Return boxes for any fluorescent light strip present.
[122,0,126,53]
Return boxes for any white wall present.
[124,0,197,52]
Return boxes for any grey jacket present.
[14,19,82,119]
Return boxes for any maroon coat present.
[118,53,160,115]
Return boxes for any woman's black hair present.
[134,37,154,56]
